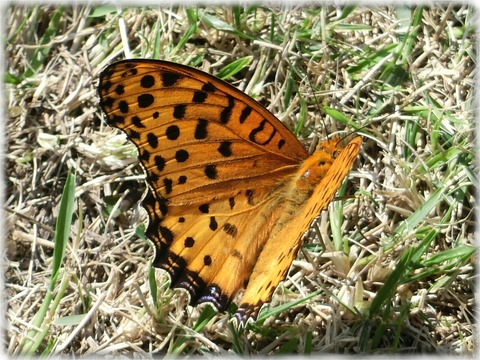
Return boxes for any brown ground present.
[4,5,476,356]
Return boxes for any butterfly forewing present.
[99,60,306,311]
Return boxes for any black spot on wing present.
[249,119,276,145]
[141,75,155,88]
[220,95,235,124]
[218,141,232,157]
[223,223,238,238]
[138,94,154,108]
[195,119,208,139]
[162,71,181,86]
[205,164,217,179]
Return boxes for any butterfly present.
[98,59,362,323]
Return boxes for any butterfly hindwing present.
[235,136,362,321]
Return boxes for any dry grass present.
[4,4,476,356]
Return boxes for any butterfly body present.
[99,59,361,323]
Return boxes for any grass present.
[5,4,476,356]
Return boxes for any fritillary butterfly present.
[98,59,362,323]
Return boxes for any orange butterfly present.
[98,59,362,323]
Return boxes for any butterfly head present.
[295,137,346,190]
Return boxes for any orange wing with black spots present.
[98,59,362,323]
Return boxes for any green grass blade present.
[175,8,198,52]
[20,172,76,355]
[216,56,253,80]
[51,172,76,287]
[22,7,65,78]
[368,248,413,317]
[393,186,444,237]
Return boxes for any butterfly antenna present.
[339,99,413,145]
[291,41,332,143]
